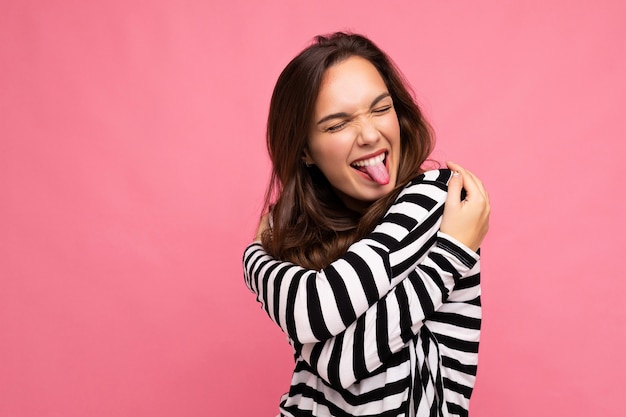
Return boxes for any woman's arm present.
[294,233,480,389]
[422,270,482,414]
[243,170,456,345]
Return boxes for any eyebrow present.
[316,92,392,125]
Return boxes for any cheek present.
[310,135,352,164]
[374,112,400,141]
[385,115,401,140]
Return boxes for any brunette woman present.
[244,32,489,416]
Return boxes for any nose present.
[356,116,380,146]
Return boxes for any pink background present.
[2,1,624,416]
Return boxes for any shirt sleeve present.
[243,170,457,345]
[294,233,480,389]
[423,258,481,414]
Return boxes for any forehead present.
[315,56,388,111]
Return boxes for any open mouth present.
[350,152,390,185]
[351,152,386,170]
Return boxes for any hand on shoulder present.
[440,161,490,252]
[255,213,270,242]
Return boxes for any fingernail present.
[452,171,460,177]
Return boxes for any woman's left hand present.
[440,161,490,252]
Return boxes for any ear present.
[302,148,315,166]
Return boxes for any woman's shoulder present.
[407,168,453,187]
[394,169,452,206]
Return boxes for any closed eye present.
[372,105,392,114]
[325,121,348,133]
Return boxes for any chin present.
[376,180,397,197]
[334,178,398,211]
[354,188,395,210]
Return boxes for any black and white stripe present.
[243,169,482,416]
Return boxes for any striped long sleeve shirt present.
[243,169,481,416]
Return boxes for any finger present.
[255,213,270,241]
[462,168,484,192]
[446,161,474,203]
[447,162,490,206]
[445,168,464,207]
[464,169,488,201]
[460,169,483,200]
[447,161,475,188]
[451,164,487,202]
[446,160,464,173]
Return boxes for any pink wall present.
[1,1,624,416]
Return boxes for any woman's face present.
[304,56,401,211]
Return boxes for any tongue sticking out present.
[362,161,390,185]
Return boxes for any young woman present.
[243,33,490,416]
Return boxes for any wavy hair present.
[261,32,434,270]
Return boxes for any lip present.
[350,149,392,185]
[350,149,388,165]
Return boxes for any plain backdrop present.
[1,1,625,416]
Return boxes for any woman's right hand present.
[255,213,270,242]
[440,161,490,252]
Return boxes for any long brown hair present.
[262,32,434,270]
